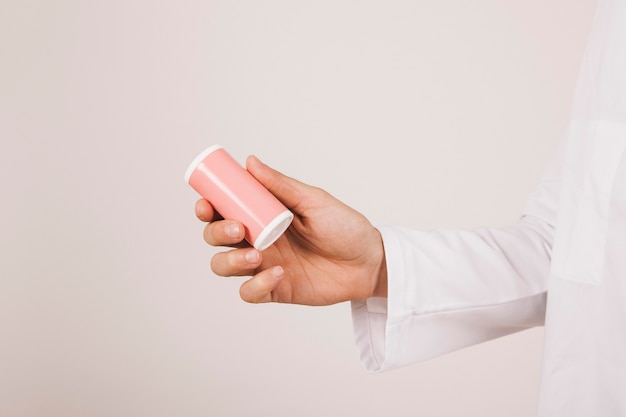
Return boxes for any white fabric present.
[352,0,626,415]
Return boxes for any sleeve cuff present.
[350,226,407,372]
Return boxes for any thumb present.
[246,155,316,213]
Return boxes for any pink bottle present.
[185,145,294,250]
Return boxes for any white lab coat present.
[351,0,626,415]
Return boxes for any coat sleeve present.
[351,140,566,372]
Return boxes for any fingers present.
[203,219,246,247]
[211,247,262,277]
[194,166,287,304]
[239,266,285,303]
[210,248,285,303]
[211,249,285,303]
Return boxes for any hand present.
[195,156,387,305]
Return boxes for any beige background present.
[1,0,598,416]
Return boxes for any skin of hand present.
[195,155,388,305]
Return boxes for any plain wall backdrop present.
[1,0,598,416]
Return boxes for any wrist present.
[370,231,388,298]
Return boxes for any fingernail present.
[226,223,241,238]
[245,250,260,263]
[271,266,284,279]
